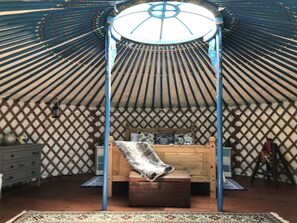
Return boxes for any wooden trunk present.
[129,170,191,207]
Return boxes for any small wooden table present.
[129,170,191,207]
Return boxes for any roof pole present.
[102,16,114,211]
[215,24,223,212]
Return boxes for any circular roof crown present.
[112,1,217,45]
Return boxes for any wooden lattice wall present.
[1,99,296,183]
[0,99,97,178]
[224,102,297,182]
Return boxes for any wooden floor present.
[0,174,296,223]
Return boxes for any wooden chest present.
[129,170,191,207]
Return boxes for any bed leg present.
[108,136,113,197]
[209,136,217,198]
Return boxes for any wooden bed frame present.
[108,126,217,198]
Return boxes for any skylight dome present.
[112,1,217,45]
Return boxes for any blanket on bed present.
[114,141,174,181]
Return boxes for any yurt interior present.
[0,0,296,222]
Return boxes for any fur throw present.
[114,141,174,181]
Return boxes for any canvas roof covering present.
[0,0,296,108]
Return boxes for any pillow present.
[174,133,195,145]
[137,132,155,145]
[174,134,185,145]
[130,132,139,142]
[183,133,195,144]
[155,133,175,145]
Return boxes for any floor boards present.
[0,174,296,222]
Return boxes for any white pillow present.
[130,132,139,142]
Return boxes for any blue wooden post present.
[102,17,113,211]
[215,24,223,212]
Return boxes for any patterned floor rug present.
[6,210,289,223]
[223,178,246,190]
[81,176,246,191]
[81,176,103,187]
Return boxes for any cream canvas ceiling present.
[0,0,296,108]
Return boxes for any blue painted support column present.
[215,26,223,212]
[102,18,113,211]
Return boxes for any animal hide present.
[114,141,174,181]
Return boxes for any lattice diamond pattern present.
[1,99,296,183]
[0,99,96,178]
[230,102,297,183]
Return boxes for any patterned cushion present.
[155,133,175,144]
[174,134,185,145]
[174,133,195,145]
[137,132,155,145]
[130,131,195,145]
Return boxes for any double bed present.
[107,126,217,198]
